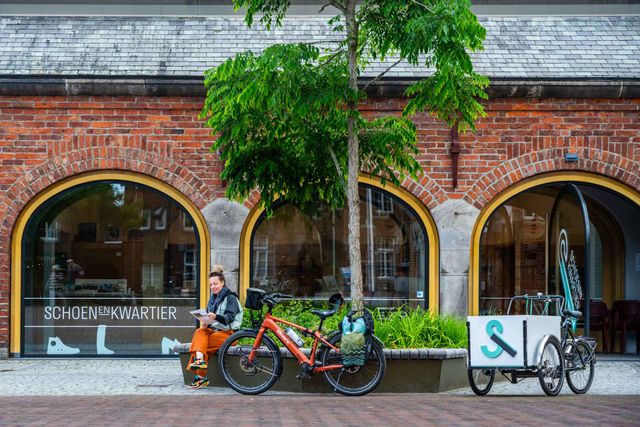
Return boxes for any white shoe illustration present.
[96,324,114,355]
[161,337,181,355]
[47,337,80,355]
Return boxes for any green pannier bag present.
[340,331,366,366]
[340,313,368,366]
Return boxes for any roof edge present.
[0,76,638,98]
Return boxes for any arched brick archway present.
[463,148,640,210]
[3,149,213,355]
[1,147,213,247]
[467,167,640,315]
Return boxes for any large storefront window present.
[251,185,428,308]
[479,181,640,348]
[22,181,199,356]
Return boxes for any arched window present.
[474,175,640,354]
[21,180,203,356]
[250,184,429,309]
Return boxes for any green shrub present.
[241,301,467,349]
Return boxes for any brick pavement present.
[0,358,639,426]
[0,394,639,427]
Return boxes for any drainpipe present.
[450,125,460,189]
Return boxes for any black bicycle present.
[561,308,597,394]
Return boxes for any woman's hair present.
[209,271,225,283]
[211,264,224,273]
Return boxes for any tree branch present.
[307,39,345,46]
[329,146,347,195]
[320,1,346,14]
[362,58,403,91]
[411,0,434,13]
[318,49,345,68]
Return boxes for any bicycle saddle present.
[311,309,337,320]
[564,309,583,319]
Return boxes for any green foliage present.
[359,0,489,131]
[242,302,467,349]
[205,0,489,310]
[201,44,349,213]
[373,308,468,349]
[231,0,489,133]
[233,0,290,29]
[201,43,421,213]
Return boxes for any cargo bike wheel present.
[564,340,595,394]
[538,337,564,396]
[467,368,495,396]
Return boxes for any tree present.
[201,0,488,311]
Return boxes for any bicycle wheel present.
[564,340,595,394]
[318,333,386,396]
[538,338,564,396]
[218,329,281,395]
[467,368,495,396]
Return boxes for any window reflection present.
[480,187,560,315]
[23,181,199,356]
[251,185,428,309]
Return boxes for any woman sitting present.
[187,270,243,389]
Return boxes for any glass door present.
[548,183,591,333]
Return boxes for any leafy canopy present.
[202,0,488,213]
[201,43,420,212]
[232,0,489,130]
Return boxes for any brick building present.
[0,1,639,358]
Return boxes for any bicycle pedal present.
[297,362,313,380]
[296,371,311,380]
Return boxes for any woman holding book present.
[187,269,243,389]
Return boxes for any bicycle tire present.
[467,368,495,396]
[564,340,595,394]
[218,329,281,395]
[318,333,386,396]
[538,338,564,396]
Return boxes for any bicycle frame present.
[562,317,597,368]
[249,312,343,373]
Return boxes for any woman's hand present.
[199,312,216,328]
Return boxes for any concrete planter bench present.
[174,343,468,393]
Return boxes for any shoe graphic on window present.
[46,336,80,355]
[162,337,181,355]
[96,324,114,355]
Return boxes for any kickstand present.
[333,368,345,395]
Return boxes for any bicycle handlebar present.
[261,292,294,307]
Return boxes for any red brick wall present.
[361,97,640,210]
[0,95,639,353]
[0,96,222,353]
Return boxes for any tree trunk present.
[345,0,363,312]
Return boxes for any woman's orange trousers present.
[187,328,233,375]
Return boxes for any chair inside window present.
[611,300,640,354]
[588,300,610,354]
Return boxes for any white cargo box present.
[467,315,561,368]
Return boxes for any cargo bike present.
[467,293,596,396]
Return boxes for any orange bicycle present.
[217,288,386,395]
